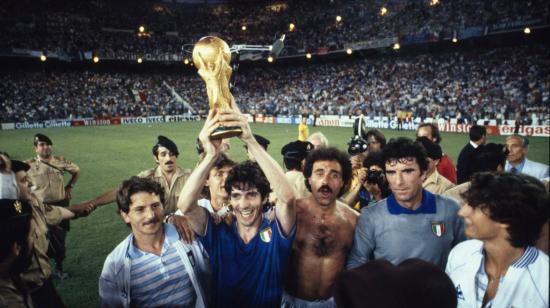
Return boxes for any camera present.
[348,114,370,155]
[347,135,369,155]
[366,170,383,185]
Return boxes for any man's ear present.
[154,155,160,164]
[121,211,131,224]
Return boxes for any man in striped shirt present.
[99,177,209,308]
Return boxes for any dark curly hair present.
[461,172,549,248]
[224,161,272,200]
[303,147,352,197]
[382,137,428,173]
[363,151,384,169]
[116,176,166,214]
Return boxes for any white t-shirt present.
[0,172,19,199]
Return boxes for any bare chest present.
[294,211,354,258]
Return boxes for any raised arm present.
[176,110,223,235]
[218,105,296,235]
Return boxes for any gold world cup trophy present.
[193,36,242,139]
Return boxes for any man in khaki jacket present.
[12,160,92,307]
[79,136,191,215]
[26,134,80,279]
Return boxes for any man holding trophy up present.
[176,36,297,308]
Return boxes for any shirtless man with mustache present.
[283,147,358,308]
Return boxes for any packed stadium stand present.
[1,0,549,123]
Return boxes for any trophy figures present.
[193,36,242,139]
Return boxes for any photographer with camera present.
[343,116,387,210]
[362,152,391,204]
[342,151,392,210]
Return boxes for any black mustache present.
[165,161,174,165]
[318,185,333,193]
[144,217,160,225]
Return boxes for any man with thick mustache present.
[80,135,191,215]
[347,137,465,270]
[283,147,358,307]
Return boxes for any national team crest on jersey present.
[431,222,446,237]
[260,227,272,243]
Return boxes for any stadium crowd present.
[1,0,548,58]
[1,45,548,124]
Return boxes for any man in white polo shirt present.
[446,172,548,307]
[99,177,209,308]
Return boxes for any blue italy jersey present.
[199,214,296,308]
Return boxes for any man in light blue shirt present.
[504,134,549,181]
[99,177,209,308]
[347,137,465,270]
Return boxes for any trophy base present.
[211,126,242,139]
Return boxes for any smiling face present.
[458,203,504,241]
[308,160,344,207]
[385,158,426,208]
[154,146,177,173]
[230,183,265,228]
[121,191,164,237]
